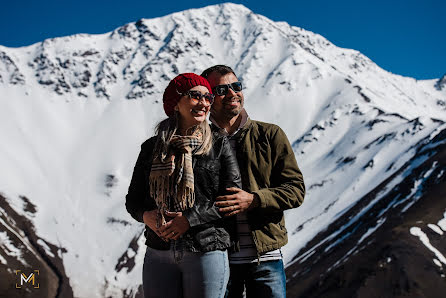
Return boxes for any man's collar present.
[210,109,249,136]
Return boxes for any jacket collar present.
[210,109,250,137]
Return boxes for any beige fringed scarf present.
[149,128,204,227]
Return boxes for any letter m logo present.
[15,270,40,289]
[21,273,35,285]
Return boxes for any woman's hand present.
[143,210,164,238]
[158,211,190,241]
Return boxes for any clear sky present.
[1,0,444,80]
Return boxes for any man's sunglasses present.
[183,90,215,106]
[212,82,243,96]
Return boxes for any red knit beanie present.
[162,73,213,117]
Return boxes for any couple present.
[125,65,305,298]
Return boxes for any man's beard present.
[222,96,243,119]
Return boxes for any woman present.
[125,73,241,298]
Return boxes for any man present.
[201,65,305,298]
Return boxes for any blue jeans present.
[226,260,286,298]
[143,243,229,298]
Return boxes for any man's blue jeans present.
[143,244,229,298]
[226,260,286,298]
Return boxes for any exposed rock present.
[0,51,25,85]
[115,233,141,274]
[0,194,73,298]
[434,74,446,91]
[32,52,71,95]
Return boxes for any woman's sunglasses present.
[212,82,243,96]
[183,90,215,106]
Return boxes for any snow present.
[358,218,386,244]
[1,3,446,297]
[438,211,446,231]
[428,224,444,235]
[399,162,438,213]
[410,227,446,265]
[0,231,28,266]
[433,259,442,268]
[36,239,55,258]
[0,253,7,265]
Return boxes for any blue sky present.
[1,0,444,80]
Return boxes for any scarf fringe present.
[149,165,196,227]
[149,128,203,228]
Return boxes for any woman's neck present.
[178,125,197,136]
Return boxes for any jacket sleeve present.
[125,139,157,223]
[218,136,243,192]
[252,127,305,212]
[183,137,242,227]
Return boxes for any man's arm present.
[216,126,305,215]
[252,127,305,211]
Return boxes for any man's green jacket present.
[233,119,305,255]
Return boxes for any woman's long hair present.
[153,111,213,158]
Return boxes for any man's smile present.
[223,97,242,107]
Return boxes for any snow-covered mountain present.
[0,3,445,297]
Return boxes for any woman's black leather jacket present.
[125,132,241,252]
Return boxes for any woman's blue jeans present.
[143,243,229,298]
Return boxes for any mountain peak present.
[200,2,253,13]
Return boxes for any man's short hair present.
[201,65,237,79]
